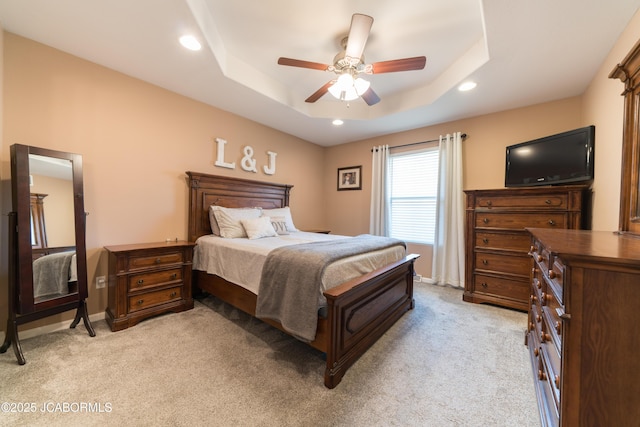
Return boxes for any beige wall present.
[2,7,640,335]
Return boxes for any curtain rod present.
[371,133,467,152]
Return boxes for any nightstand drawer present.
[128,286,182,312]
[129,251,184,271]
[128,268,183,292]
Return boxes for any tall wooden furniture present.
[1,145,94,365]
[105,241,195,331]
[464,185,591,311]
[526,228,640,426]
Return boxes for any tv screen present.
[505,125,595,187]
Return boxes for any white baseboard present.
[0,312,105,343]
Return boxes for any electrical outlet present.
[96,275,106,289]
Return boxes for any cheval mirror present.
[1,144,94,364]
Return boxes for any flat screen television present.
[504,125,595,187]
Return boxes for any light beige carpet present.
[0,283,539,427]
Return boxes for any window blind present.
[388,148,439,244]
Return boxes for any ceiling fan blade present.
[278,57,330,71]
[305,81,334,103]
[361,87,380,106]
[345,14,373,60]
[371,56,427,74]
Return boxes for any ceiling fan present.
[277,13,426,106]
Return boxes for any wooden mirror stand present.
[610,38,640,235]
[1,144,95,364]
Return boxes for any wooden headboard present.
[186,171,293,242]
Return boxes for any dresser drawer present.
[128,286,182,312]
[475,252,531,276]
[539,343,561,413]
[128,268,183,292]
[474,274,530,301]
[541,291,563,353]
[475,231,530,252]
[475,194,568,209]
[128,251,184,271]
[476,212,567,229]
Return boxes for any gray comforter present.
[255,234,405,342]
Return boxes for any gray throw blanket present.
[255,234,405,342]
[33,251,75,298]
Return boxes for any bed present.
[187,171,419,388]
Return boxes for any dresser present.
[105,241,195,331]
[526,228,640,426]
[464,185,590,311]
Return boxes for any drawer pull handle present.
[538,369,547,381]
[169,291,177,298]
[540,332,551,343]
[171,273,177,280]
[536,315,542,323]
[555,375,560,389]
[137,279,144,285]
[533,347,539,357]
[555,321,562,335]
[137,299,144,305]
[530,245,536,253]
[155,258,162,264]
[537,255,543,262]
[545,199,551,205]
[482,259,488,265]
[541,292,547,304]
[486,200,492,206]
[482,218,489,224]
[548,270,557,279]
[556,307,571,321]
[481,282,488,288]
[548,219,556,226]
[482,238,489,244]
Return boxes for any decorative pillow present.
[208,205,221,236]
[261,207,298,232]
[269,215,289,235]
[212,206,261,238]
[241,216,279,240]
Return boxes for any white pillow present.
[261,207,298,232]
[241,216,278,240]
[212,206,261,238]
[269,216,289,235]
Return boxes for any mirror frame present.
[610,38,640,235]
[10,144,89,314]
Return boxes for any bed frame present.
[187,171,419,388]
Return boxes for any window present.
[388,147,439,244]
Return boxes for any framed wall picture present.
[337,166,362,191]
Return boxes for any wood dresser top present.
[526,228,640,266]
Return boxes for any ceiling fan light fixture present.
[328,72,370,101]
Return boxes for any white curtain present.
[431,132,465,288]
[369,145,389,236]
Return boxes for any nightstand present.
[104,241,195,331]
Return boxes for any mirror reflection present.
[28,154,78,303]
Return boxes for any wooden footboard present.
[322,253,418,388]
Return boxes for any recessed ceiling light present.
[332,119,344,126]
[179,35,201,51]
[458,81,477,92]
